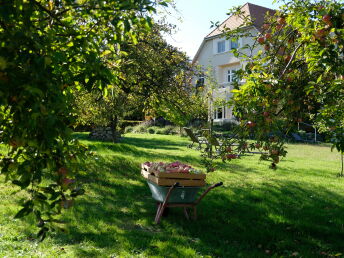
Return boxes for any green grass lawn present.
[1,133,344,257]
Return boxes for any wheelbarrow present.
[147,180,223,224]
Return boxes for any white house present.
[193,3,274,123]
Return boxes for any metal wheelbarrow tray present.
[147,180,223,224]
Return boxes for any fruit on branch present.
[271,149,279,155]
[264,44,270,51]
[226,154,238,159]
[314,28,329,40]
[247,121,256,128]
[276,23,284,30]
[263,111,270,117]
[258,37,265,44]
[265,33,272,41]
[58,167,68,176]
[277,17,286,25]
[322,14,332,26]
[284,55,292,63]
[262,23,270,30]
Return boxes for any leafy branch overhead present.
[0,0,169,240]
[220,0,343,168]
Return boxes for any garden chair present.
[291,133,313,143]
[183,127,208,150]
[201,130,235,157]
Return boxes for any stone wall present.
[89,127,121,142]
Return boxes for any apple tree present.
[220,0,343,169]
[0,0,169,239]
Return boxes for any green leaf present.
[14,206,33,219]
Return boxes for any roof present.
[206,2,275,39]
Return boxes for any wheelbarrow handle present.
[173,182,180,188]
[214,182,223,188]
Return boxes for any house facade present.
[193,3,274,123]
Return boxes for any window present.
[230,40,238,49]
[217,40,225,53]
[214,107,226,119]
[227,69,238,83]
[196,73,205,87]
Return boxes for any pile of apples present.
[143,161,201,174]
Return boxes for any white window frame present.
[217,40,225,53]
[213,107,226,120]
[227,69,238,83]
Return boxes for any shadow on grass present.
[51,150,344,257]
[74,132,187,151]
[42,134,343,256]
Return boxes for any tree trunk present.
[341,153,343,177]
[110,114,118,143]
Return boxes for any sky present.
[159,0,281,59]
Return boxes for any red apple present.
[276,24,284,31]
[263,111,269,117]
[262,23,270,30]
[247,121,256,128]
[277,17,286,25]
[284,55,292,63]
[265,33,272,41]
[264,44,270,51]
[322,14,332,26]
[314,29,328,39]
[258,37,265,44]
[271,149,279,155]
[58,167,68,176]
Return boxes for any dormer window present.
[217,40,225,53]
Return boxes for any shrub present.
[160,125,178,135]
[148,128,155,134]
[124,126,134,133]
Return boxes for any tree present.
[219,0,343,169]
[0,0,169,239]
[74,21,206,134]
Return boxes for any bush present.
[124,126,133,133]
[159,125,177,135]
[126,122,183,136]
[148,128,155,134]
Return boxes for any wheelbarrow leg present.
[155,182,179,224]
[183,208,190,220]
[155,203,163,222]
